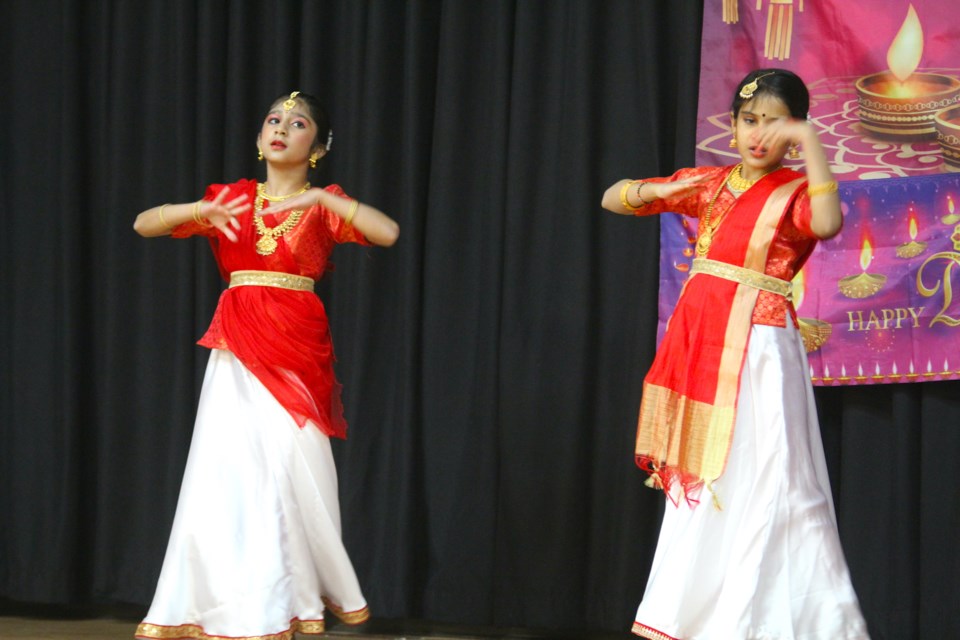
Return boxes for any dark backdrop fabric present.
[0,2,956,638]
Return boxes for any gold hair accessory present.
[283,91,301,112]
[729,137,738,148]
[789,145,800,159]
[739,72,776,100]
[157,204,173,230]
[807,181,839,198]
[345,199,359,226]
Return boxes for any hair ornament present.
[326,129,333,151]
[283,91,301,112]
[739,72,776,100]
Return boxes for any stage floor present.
[0,616,634,639]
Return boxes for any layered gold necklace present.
[253,182,310,255]
[695,167,739,258]
[694,163,782,257]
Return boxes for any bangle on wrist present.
[193,200,212,226]
[807,181,838,198]
[635,180,655,205]
[620,180,647,211]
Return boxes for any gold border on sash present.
[229,270,315,292]
[635,176,806,489]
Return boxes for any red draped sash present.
[636,168,806,504]
[198,180,348,438]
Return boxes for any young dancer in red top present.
[134,91,398,640]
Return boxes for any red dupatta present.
[636,167,806,505]
[196,180,349,438]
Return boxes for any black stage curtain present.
[0,2,957,638]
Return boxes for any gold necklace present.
[257,181,310,201]
[253,182,310,255]
[695,168,737,258]
[725,163,756,192]
[726,163,782,193]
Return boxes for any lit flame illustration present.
[793,267,806,310]
[860,238,874,272]
[887,4,923,83]
[909,215,918,241]
[949,196,956,214]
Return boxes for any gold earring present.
[309,154,318,169]
[729,137,738,148]
[258,148,264,161]
[789,145,800,159]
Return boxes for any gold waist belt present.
[690,258,792,301]
[228,270,315,292]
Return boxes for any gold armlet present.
[345,199,359,226]
[807,181,838,198]
[157,204,172,230]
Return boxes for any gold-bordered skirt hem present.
[135,617,325,639]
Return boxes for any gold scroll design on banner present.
[722,0,804,61]
[917,249,960,327]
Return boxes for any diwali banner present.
[659,174,960,385]
[658,0,960,385]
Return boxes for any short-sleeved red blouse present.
[171,179,370,438]
[634,165,823,327]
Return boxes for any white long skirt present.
[632,324,870,640]
[136,349,368,640]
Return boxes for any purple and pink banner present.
[658,1,960,385]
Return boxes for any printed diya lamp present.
[895,208,928,258]
[856,5,960,141]
[943,195,960,224]
[839,238,886,299]
[934,105,960,172]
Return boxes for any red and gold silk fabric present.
[171,179,370,439]
[632,165,825,503]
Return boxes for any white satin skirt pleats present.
[136,349,368,640]
[632,324,870,640]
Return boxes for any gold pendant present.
[256,235,278,255]
[696,232,712,256]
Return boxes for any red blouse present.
[634,165,825,327]
[171,179,370,438]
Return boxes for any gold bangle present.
[345,199,359,226]
[619,180,645,211]
[193,200,212,226]
[157,204,172,230]
[807,181,838,198]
